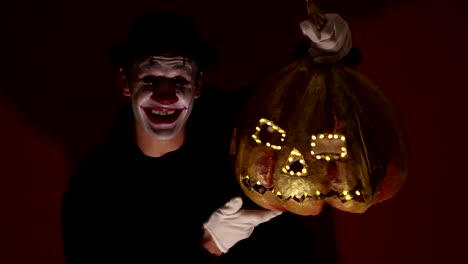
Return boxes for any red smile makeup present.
[142,106,183,124]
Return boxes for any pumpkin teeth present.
[240,175,365,203]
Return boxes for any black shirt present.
[62,88,340,263]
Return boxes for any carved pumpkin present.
[230,55,409,215]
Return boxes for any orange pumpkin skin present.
[231,56,408,215]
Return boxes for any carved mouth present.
[240,175,365,203]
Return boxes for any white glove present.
[203,197,283,253]
[300,13,353,63]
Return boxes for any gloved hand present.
[203,196,283,253]
[300,13,352,63]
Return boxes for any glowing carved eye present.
[251,118,286,150]
[310,133,348,161]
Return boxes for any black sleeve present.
[62,156,231,264]
[61,161,127,264]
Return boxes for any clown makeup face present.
[124,55,200,141]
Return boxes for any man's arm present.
[202,229,223,256]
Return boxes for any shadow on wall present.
[0,90,68,264]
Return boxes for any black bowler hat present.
[109,11,218,70]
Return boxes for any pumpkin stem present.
[305,0,328,31]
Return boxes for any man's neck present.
[135,123,186,158]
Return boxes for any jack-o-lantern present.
[230,3,408,215]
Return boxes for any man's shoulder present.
[65,103,134,197]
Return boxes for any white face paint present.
[128,55,199,140]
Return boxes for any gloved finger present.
[238,209,283,224]
[218,197,243,215]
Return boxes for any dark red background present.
[2,0,467,263]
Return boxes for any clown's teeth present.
[151,110,175,115]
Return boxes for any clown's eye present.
[142,76,162,86]
[169,76,190,87]
[251,118,286,150]
[310,133,348,161]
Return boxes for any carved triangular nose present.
[282,148,308,176]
